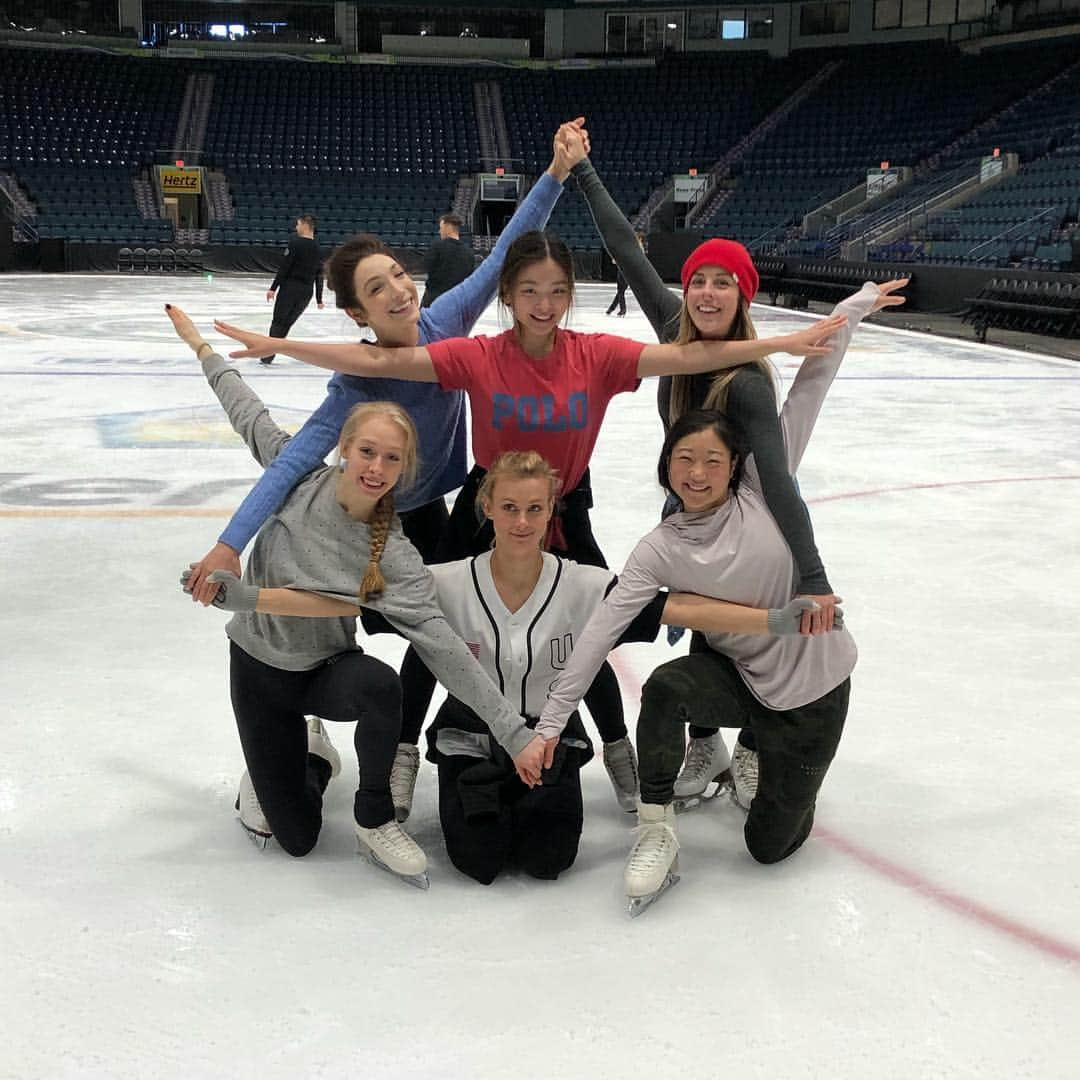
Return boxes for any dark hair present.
[297,214,317,231]
[439,213,463,230]
[325,232,395,311]
[497,230,575,308]
[657,409,746,498]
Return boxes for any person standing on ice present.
[261,214,324,366]
[533,279,907,915]
[211,216,848,819]
[166,304,539,890]
[567,124,861,813]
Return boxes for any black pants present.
[637,649,849,865]
[264,281,313,362]
[606,279,628,316]
[426,699,591,885]
[229,641,402,856]
[398,466,626,745]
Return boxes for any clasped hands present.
[513,733,559,788]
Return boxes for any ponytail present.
[359,494,395,601]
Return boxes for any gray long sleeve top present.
[572,159,831,594]
[537,282,880,738]
[199,352,534,757]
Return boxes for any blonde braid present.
[359,493,396,601]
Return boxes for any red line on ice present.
[606,473,1080,965]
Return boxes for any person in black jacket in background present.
[262,214,324,365]
[420,213,475,307]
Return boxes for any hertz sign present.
[160,167,202,195]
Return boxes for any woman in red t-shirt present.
[214,230,845,810]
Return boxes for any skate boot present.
[731,742,760,811]
[603,736,640,814]
[389,743,421,823]
[355,819,429,889]
[306,716,341,778]
[625,801,680,917]
[235,770,272,849]
[673,732,732,813]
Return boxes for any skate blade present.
[240,824,272,850]
[673,772,733,814]
[358,841,430,890]
[627,872,680,918]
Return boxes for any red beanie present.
[680,238,758,304]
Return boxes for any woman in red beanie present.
[568,135,905,812]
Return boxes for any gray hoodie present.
[199,352,533,757]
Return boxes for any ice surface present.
[2,273,1078,1079]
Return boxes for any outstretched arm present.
[572,156,680,339]
[727,368,836,631]
[212,321,438,382]
[165,304,347,603]
[166,305,293,466]
[424,123,582,337]
[635,314,848,378]
[781,279,906,473]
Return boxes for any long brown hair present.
[666,293,774,426]
[337,402,419,601]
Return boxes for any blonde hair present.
[337,401,419,601]
[666,293,775,426]
[476,451,562,514]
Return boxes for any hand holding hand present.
[797,593,843,634]
[513,735,551,788]
[182,542,242,605]
[180,567,259,612]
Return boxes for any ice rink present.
[2,272,1078,1079]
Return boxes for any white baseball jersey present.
[428,552,621,719]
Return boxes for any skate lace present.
[389,747,419,795]
[628,821,679,873]
[682,739,716,784]
[734,747,759,786]
[605,742,639,791]
[375,820,419,858]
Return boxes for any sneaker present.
[625,801,679,900]
[389,743,421,823]
[673,733,731,808]
[731,742,759,810]
[306,716,341,778]
[235,770,272,846]
[355,819,428,888]
[603,736,639,813]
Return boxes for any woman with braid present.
[166,305,538,889]
[568,123,905,811]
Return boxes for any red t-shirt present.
[426,328,643,493]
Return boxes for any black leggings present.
[398,466,627,746]
[229,641,402,856]
[637,649,848,865]
[427,699,588,885]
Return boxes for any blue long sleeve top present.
[218,171,565,553]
